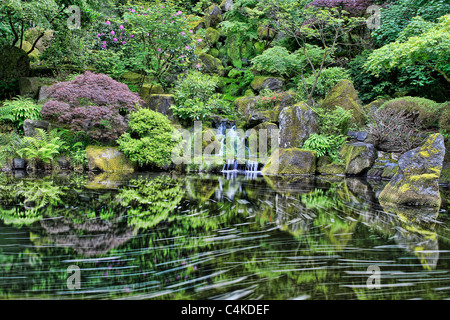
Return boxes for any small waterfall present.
[215,120,262,176]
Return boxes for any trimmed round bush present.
[379,96,443,129]
[117,108,179,168]
[41,71,143,143]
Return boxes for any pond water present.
[0,171,449,300]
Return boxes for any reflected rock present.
[345,178,376,203]
[263,175,317,194]
[86,172,132,190]
[275,194,312,237]
[40,215,137,256]
[379,204,439,270]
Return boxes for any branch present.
[9,16,19,47]
[27,32,45,55]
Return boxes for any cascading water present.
[215,121,262,175]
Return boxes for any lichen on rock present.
[378,133,446,207]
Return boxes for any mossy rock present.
[363,98,386,114]
[440,167,450,185]
[250,76,284,92]
[145,94,175,120]
[85,172,131,190]
[340,142,377,176]
[205,27,220,44]
[321,79,365,126]
[226,33,242,68]
[379,133,445,207]
[219,0,233,11]
[235,96,258,116]
[140,83,164,101]
[279,102,318,149]
[240,41,255,60]
[380,96,444,129]
[244,89,255,96]
[262,148,316,175]
[121,72,152,84]
[187,15,205,31]
[439,103,450,133]
[86,146,135,173]
[209,48,219,57]
[0,46,30,82]
[252,122,278,137]
[318,163,346,175]
[198,52,225,76]
[205,4,223,28]
[19,77,41,98]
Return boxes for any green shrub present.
[314,106,354,136]
[0,96,42,130]
[380,96,444,129]
[117,108,179,168]
[250,46,301,77]
[297,67,352,102]
[88,50,126,78]
[174,70,218,105]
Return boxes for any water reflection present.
[0,172,449,299]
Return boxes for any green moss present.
[86,146,135,173]
[380,96,444,129]
[209,48,219,57]
[318,163,345,175]
[321,79,365,126]
[244,89,254,96]
[205,27,220,44]
[225,33,242,68]
[250,76,267,91]
[198,52,225,76]
[140,84,164,101]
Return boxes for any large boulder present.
[278,102,318,149]
[205,4,223,28]
[140,83,164,101]
[86,146,135,173]
[378,133,446,207]
[19,77,41,98]
[38,85,51,103]
[145,94,175,120]
[205,27,220,44]
[23,119,51,137]
[198,52,225,76]
[0,46,30,82]
[250,76,284,93]
[262,148,316,175]
[219,0,233,11]
[321,79,365,126]
[340,142,377,175]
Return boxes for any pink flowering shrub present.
[41,72,144,143]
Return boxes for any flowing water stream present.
[0,171,449,300]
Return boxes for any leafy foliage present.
[171,70,232,122]
[297,67,352,101]
[365,15,450,85]
[302,133,346,162]
[250,46,302,77]
[0,96,42,130]
[371,0,450,46]
[17,128,66,170]
[41,71,143,143]
[117,108,179,168]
